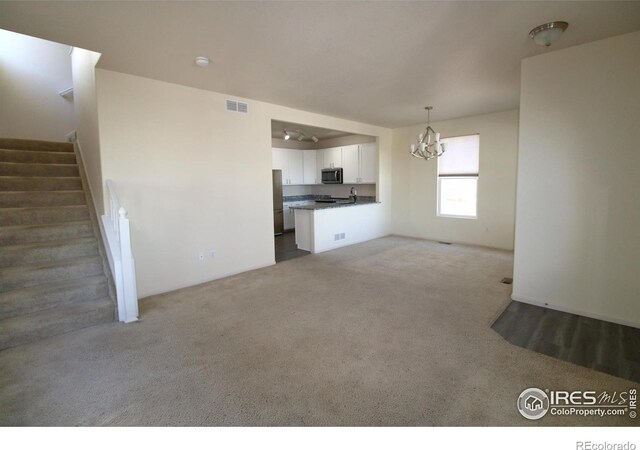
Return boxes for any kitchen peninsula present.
[290,198,384,254]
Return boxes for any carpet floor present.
[0,236,637,426]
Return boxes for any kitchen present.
[271,120,380,262]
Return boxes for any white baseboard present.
[511,294,640,330]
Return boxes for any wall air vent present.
[226,99,248,114]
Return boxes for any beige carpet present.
[0,236,637,426]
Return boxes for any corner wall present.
[0,29,74,141]
[513,31,640,327]
[95,69,392,298]
[70,48,103,213]
[391,110,519,250]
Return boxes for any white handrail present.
[102,180,138,323]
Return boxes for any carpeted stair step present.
[0,275,108,320]
[0,176,82,191]
[0,138,74,153]
[0,256,104,293]
[0,297,114,350]
[0,162,79,177]
[0,237,98,268]
[0,205,89,226]
[0,221,94,246]
[0,148,77,165]
[0,190,85,208]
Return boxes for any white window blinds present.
[438,134,479,176]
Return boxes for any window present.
[437,134,479,218]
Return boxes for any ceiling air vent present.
[226,99,248,114]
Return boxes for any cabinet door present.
[359,143,378,183]
[316,150,324,183]
[287,150,304,185]
[323,147,342,169]
[341,145,359,183]
[272,148,289,183]
[303,150,317,185]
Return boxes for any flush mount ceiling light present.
[410,106,446,161]
[311,135,319,143]
[194,56,210,67]
[529,21,569,47]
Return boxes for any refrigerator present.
[272,170,284,236]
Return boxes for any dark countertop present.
[289,199,380,210]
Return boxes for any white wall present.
[391,110,519,250]
[513,31,640,328]
[70,48,103,213]
[0,29,74,141]
[95,69,392,298]
[311,204,388,254]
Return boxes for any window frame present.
[436,134,480,220]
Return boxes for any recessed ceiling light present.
[194,56,210,67]
[529,21,569,47]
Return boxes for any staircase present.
[0,138,115,350]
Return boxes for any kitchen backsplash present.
[283,183,376,198]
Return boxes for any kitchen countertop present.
[289,199,379,210]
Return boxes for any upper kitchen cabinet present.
[272,148,304,185]
[302,150,318,185]
[359,142,378,184]
[341,145,360,183]
[322,147,342,169]
[339,143,378,184]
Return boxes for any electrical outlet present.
[340,233,345,240]
[334,234,340,241]
[198,251,205,262]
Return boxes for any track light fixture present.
[283,130,290,140]
[311,135,319,143]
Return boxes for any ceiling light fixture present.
[311,135,318,143]
[283,130,290,140]
[297,133,305,142]
[529,21,569,47]
[194,56,210,67]
[410,106,446,161]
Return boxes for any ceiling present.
[271,120,354,141]
[1,1,639,127]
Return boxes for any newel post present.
[118,206,139,322]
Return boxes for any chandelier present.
[410,106,446,160]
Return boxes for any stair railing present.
[102,180,139,323]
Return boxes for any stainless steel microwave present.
[321,168,343,184]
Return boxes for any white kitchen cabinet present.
[288,150,304,185]
[341,145,360,183]
[316,151,324,183]
[302,150,317,184]
[359,142,378,183]
[336,143,378,184]
[272,148,288,171]
[272,148,304,185]
[322,147,342,169]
